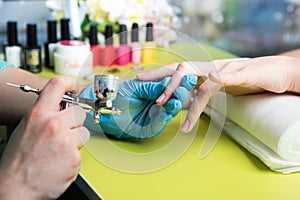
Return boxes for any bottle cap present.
[131,23,139,42]
[7,21,18,45]
[89,24,98,45]
[47,19,57,43]
[145,22,154,42]
[60,18,70,40]
[104,24,113,45]
[26,23,38,48]
[119,24,127,44]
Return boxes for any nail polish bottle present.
[89,24,100,67]
[60,17,71,41]
[116,24,131,66]
[3,21,22,68]
[23,23,42,73]
[44,19,58,69]
[130,23,141,65]
[142,22,156,63]
[100,24,116,67]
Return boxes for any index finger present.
[156,62,205,106]
[136,63,179,81]
[36,76,79,110]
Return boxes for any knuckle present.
[177,62,191,71]
[28,104,44,121]
[170,62,180,71]
[57,135,74,153]
[70,150,82,167]
[198,84,210,95]
[44,117,61,135]
[49,76,66,86]
[165,86,175,95]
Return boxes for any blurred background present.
[0,0,300,57]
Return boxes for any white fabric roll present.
[205,92,300,174]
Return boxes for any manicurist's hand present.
[81,77,194,139]
[0,76,90,200]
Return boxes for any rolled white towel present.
[205,92,300,174]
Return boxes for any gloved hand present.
[80,75,197,139]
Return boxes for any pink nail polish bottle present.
[89,24,100,67]
[100,24,116,67]
[130,23,141,65]
[116,24,131,66]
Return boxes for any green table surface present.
[39,43,300,200]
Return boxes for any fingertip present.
[181,119,191,133]
[156,93,166,105]
[157,87,173,105]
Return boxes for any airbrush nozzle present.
[6,82,40,94]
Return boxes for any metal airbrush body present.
[6,74,121,123]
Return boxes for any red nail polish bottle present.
[44,19,58,69]
[89,24,100,67]
[100,24,116,67]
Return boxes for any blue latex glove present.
[81,75,197,139]
[0,61,12,71]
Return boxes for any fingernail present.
[181,119,190,132]
[156,93,166,105]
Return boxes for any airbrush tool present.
[6,74,121,123]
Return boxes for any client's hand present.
[81,77,195,139]
[136,56,300,133]
[210,56,300,94]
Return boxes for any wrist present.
[0,164,41,200]
[288,58,300,94]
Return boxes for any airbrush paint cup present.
[94,74,119,102]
